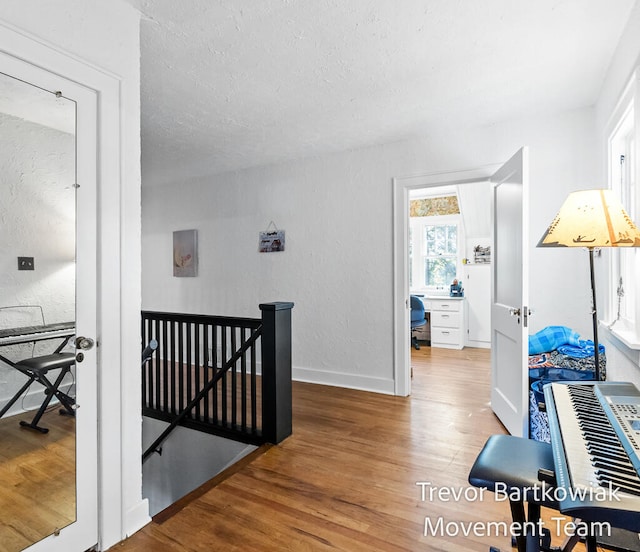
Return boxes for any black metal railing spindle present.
[203,323,210,423]
[241,326,247,432]
[212,323,218,423]
[170,321,177,414]
[193,322,200,421]
[162,320,169,412]
[178,321,184,413]
[221,325,227,426]
[185,322,192,417]
[251,338,257,434]
[231,326,237,429]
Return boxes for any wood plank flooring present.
[0,408,75,552]
[116,346,589,551]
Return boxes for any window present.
[607,70,639,345]
[409,213,462,290]
[424,224,458,286]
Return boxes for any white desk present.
[419,296,466,350]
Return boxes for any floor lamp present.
[537,189,640,382]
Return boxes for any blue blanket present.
[557,340,605,359]
[528,326,581,355]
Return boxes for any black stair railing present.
[141,302,293,462]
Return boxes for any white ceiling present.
[132,0,637,186]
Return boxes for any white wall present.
[458,180,492,260]
[0,0,144,548]
[142,418,256,517]
[595,0,640,385]
[0,112,75,410]
[143,149,397,392]
[143,106,597,393]
[0,113,75,320]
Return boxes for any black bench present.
[0,352,76,433]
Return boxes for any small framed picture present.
[259,229,285,252]
[173,229,198,277]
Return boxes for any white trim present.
[601,325,640,374]
[0,18,123,83]
[392,166,500,397]
[466,340,491,349]
[604,69,638,140]
[293,366,395,395]
[123,501,152,540]
[606,324,640,350]
[604,68,640,352]
[409,184,458,199]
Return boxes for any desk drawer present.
[431,327,461,345]
[431,311,460,328]
[430,300,460,312]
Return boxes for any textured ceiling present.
[133,0,637,186]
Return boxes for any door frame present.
[0,20,146,550]
[392,166,500,396]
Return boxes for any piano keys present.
[0,321,75,370]
[0,321,75,348]
[544,381,640,533]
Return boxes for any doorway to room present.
[392,167,498,397]
[406,183,492,353]
[393,149,531,439]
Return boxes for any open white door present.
[0,51,99,552]
[490,147,529,437]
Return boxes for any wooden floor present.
[116,346,589,552]
[0,408,76,552]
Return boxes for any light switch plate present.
[18,257,34,270]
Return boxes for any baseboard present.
[150,359,396,395]
[123,498,152,539]
[465,340,491,349]
[292,366,395,395]
[0,381,74,417]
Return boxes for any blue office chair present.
[410,295,426,350]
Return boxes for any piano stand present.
[469,435,597,552]
[0,353,76,434]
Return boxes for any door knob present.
[509,308,521,317]
[75,336,95,350]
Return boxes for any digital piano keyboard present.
[543,381,640,532]
[0,321,75,347]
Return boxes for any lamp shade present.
[537,189,640,248]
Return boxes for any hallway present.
[116,347,515,551]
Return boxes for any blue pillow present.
[528,326,581,355]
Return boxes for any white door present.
[0,53,99,552]
[490,147,529,437]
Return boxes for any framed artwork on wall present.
[173,229,198,277]
[259,221,285,253]
[259,230,285,252]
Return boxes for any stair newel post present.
[259,302,294,443]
